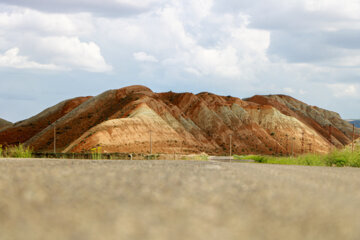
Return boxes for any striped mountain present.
[0,85,358,155]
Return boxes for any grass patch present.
[180,153,208,161]
[192,153,208,161]
[0,144,33,158]
[147,154,160,160]
[234,154,268,163]
[91,147,103,160]
[325,148,360,167]
[235,146,360,167]
[262,154,325,166]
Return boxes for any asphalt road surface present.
[0,159,360,240]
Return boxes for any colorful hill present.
[0,86,358,155]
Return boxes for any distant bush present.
[325,148,360,167]
[233,154,269,163]
[4,144,33,158]
[146,154,160,160]
[247,155,269,163]
[179,153,208,161]
[193,153,208,161]
[91,147,103,160]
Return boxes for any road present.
[0,159,359,240]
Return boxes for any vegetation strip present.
[1,143,360,167]
[0,144,33,158]
[234,146,360,167]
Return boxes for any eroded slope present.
[0,97,91,146]
[1,85,357,155]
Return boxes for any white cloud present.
[184,67,202,76]
[133,52,158,62]
[35,37,112,72]
[333,54,360,67]
[0,7,111,72]
[113,0,165,9]
[0,48,61,70]
[186,46,242,78]
[94,0,270,80]
[135,4,271,79]
[283,87,294,94]
[305,0,360,20]
[299,89,307,95]
[328,83,359,98]
[0,0,166,16]
[0,7,93,36]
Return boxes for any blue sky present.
[0,0,359,122]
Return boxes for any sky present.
[0,0,360,122]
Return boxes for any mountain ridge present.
[0,85,358,155]
[347,120,360,128]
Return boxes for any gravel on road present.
[0,159,359,240]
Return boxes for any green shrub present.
[234,154,269,163]
[325,148,360,167]
[147,154,159,160]
[91,147,103,160]
[295,154,325,166]
[348,152,360,167]
[7,144,33,158]
[249,155,269,163]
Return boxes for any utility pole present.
[54,122,56,154]
[301,131,305,154]
[149,130,152,155]
[352,124,355,153]
[329,125,332,151]
[229,134,232,156]
[312,134,315,154]
[292,137,295,157]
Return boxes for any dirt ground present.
[0,159,359,240]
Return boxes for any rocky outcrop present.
[0,86,358,155]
